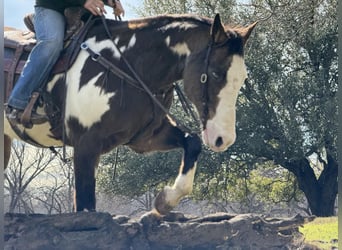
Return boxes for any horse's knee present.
[186,133,201,152]
[184,134,201,164]
[4,135,12,169]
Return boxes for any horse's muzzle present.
[202,126,236,152]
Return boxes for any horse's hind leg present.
[154,133,201,214]
[4,135,12,169]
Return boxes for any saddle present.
[4,8,96,130]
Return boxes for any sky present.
[4,0,142,29]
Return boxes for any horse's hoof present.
[153,189,175,215]
[139,209,162,226]
[163,211,186,222]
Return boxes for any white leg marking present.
[164,163,197,207]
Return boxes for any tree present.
[99,0,337,216]
[5,142,74,214]
[5,142,55,213]
[232,0,338,216]
[137,0,236,21]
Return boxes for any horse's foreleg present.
[154,133,202,215]
[4,135,12,169]
[73,135,101,212]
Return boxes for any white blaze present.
[202,55,247,152]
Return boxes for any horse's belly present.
[4,114,63,147]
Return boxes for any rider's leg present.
[7,7,65,122]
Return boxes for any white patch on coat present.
[114,37,120,45]
[65,37,117,132]
[46,74,62,92]
[127,34,136,49]
[84,36,121,59]
[165,36,171,46]
[111,34,137,55]
[65,71,115,130]
[119,34,137,53]
[165,35,191,56]
[202,55,247,152]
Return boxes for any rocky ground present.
[4,211,315,250]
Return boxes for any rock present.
[4,212,311,250]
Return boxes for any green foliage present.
[192,160,303,213]
[299,217,338,249]
[97,146,182,198]
[234,0,338,162]
[248,164,301,204]
[136,0,236,20]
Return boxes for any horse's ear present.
[238,21,258,45]
[211,14,227,44]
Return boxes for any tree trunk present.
[284,156,337,217]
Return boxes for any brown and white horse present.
[4,14,256,213]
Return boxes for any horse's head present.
[184,14,256,152]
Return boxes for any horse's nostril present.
[215,137,223,147]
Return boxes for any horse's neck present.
[130,20,211,81]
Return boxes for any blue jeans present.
[8,7,65,110]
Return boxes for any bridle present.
[199,37,231,129]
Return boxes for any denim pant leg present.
[8,7,65,110]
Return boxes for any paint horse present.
[4,14,256,214]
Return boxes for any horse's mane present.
[91,14,241,37]
[101,14,214,32]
